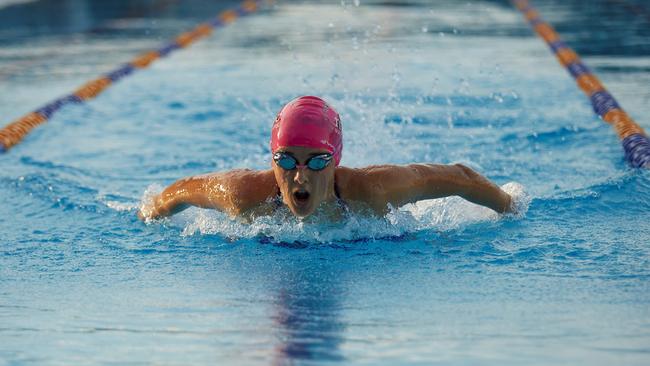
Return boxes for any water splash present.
[135,182,529,243]
[136,183,164,223]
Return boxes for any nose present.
[293,166,308,184]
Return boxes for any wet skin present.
[138,146,513,221]
[271,147,338,218]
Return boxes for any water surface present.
[1,0,649,365]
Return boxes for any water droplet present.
[392,70,401,83]
[491,92,504,103]
[447,114,454,128]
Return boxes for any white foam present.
[104,200,137,212]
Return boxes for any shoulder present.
[218,168,275,182]
[206,169,278,214]
[334,165,399,201]
[224,168,276,194]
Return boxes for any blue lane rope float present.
[0,0,271,153]
[512,0,650,168]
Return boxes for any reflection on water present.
[271,272,345,363]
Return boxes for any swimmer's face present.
[272,146,336,218]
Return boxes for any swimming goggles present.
[273,152,333,171]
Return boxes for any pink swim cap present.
[270,96,343,166]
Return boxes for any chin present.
[290,205,315,218]
[288,198,316,218]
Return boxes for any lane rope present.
[0,0,272,154]
[512,0,650,168]
[0,0,182,82]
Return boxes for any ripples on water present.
[1,0,650,365]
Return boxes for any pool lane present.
[0,0,269,153]
[513,0,650,168]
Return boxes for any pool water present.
[1,0,649,364]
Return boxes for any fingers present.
[137,209,147,221]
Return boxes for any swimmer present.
[138,96,513,221]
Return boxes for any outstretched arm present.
[351,163,512,214]
[138,169,277,220]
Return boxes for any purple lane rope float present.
[512,0,650,168]
[0,0,271,154]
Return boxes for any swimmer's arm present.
[358,164,513,214]
[138,169,277,220]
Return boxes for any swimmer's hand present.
[500,182,530,217]
[137,209,146,221]
[137,205,154,221]
[137,177,209,222]
[452,164,514,214]
[137,195,167,221]
[504,194,515,214]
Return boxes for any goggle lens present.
[273,153,332,171]
[276,156,298,170]
[307,157,329,170]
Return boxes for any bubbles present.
[490,92,504,103]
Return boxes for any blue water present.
[1,0,650,364]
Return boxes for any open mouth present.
[293,189,310,204]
